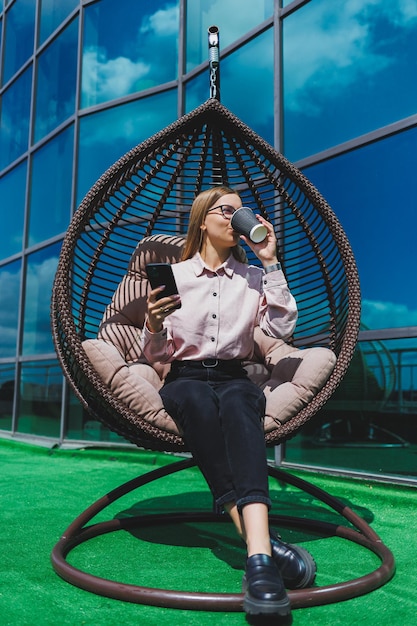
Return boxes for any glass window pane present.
[186,0,274,71]
[2,0,36,84]
[17,359,62,437]
[0,66,32,170]
[285,337,417,480]
[77,90,177,204]
[66,388,129,443]
[221,29,274,145]
[304,127,417,330]
[0,362,15,431]
[0,161,26,259]
[283,0,417,161]
[39,0,78,44]
[0,260,21,358]
[81,0,179,108]
[22,242,61,356]
[28,125,74,246]
[186,29,274,145]
[184,71,207,113]
[33,18,78,143]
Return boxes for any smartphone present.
[145,263,181,309]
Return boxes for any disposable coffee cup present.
[230,207,268,243]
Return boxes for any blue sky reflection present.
[284,0,417,161]
[81,0,179,108]
[304,127,417,330]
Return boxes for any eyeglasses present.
[206,204,238,220]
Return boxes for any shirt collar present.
[191,252,237,278]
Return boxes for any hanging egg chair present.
[50,26,394,614]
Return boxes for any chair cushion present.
[86,235,336,439]
[83,331,336,437]
[82,339,179,434]
[253,327,337,431]
[98,234,185,366]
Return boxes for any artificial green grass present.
[1,438,416,625]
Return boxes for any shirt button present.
[212,314,217,319]
[213,292,217,296]
[210,337,215,342]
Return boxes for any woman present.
[140,186,315,617]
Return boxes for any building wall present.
[0,0,416,479]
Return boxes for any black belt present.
[171,358,242,371]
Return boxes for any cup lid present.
[249,223,268,243]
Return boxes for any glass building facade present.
[0,0,416,483]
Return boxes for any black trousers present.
[160,363,271,512]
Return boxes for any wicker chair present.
[52,97,361,449]
[50,97,394,610]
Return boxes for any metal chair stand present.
[51,458,395,612]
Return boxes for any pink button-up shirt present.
[140,253,298,363]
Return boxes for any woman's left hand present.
[240,215,279,266]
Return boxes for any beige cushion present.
[253,327,337,431]
[85,235,336,439]
[98,234,185,367]
[83,332,336,437]
[82,339,179,434]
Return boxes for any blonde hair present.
[181,186,247,262]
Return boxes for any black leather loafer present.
[242,553,291,616]
[270,530,316,589]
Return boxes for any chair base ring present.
[51,459,395,611]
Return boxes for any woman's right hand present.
[146,287,181,333]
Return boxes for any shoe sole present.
[242,576,291,617]
[243,592,291,616]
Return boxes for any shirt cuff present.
[262,269,287,288]
[142,319,168,341]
